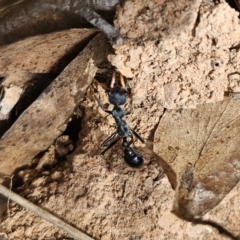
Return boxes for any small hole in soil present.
[0,76,5,84]
[63,114,82,142]
[54,114,82,161]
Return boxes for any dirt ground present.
[0,83,239,240]
[0,0,240,239]
[0,74,239,235]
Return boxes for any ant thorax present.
[111,106,130,138]
[112,105,125,119]
[117,120,130,138]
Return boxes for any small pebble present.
[51,171,63,181]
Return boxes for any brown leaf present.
[154,98,240,219]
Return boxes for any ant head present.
[124,147,143,168]
[108,86,127,106]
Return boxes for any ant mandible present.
[94,71,144,168]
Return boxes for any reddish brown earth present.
[0,0,240,240]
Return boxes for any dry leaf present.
[154,98,240,219]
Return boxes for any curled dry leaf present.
[0,33,112,184]
[154,98,240,220]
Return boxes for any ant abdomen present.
[124,147,143,168]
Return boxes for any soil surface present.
[0,0,240,240]
[109,0,240,109]
[0,83,239,240]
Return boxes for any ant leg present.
[131,129,145,143]
[91,79,112,113]
[92,79,114,114]
[125,103,132,116]
[93,78,111,92]
[101,131,118,147]
[94,95,112,114]
[101,136,120,155]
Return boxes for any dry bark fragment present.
[0,28,97,75]
[0,33,112,183]
[0,28,97,120]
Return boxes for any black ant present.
[94,72,144,168]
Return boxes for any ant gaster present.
[94,72,144,168]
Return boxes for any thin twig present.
[0,184,94,240]
[3,175,13,214]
